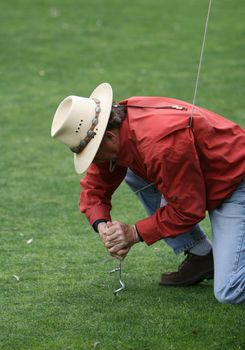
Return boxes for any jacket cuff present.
[136,215,162,245]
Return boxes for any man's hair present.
[106,103,127,130]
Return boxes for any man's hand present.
[104,221,140,260]
[97,222,122,259]
[97,222,108,245]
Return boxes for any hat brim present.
[74,82,113,174]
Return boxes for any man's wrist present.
[134,224,143,242]
[93,219,108,232]
[131,225,141,243]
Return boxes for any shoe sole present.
[159,272,214,287]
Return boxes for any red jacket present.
[80,97,245,245]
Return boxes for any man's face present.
[93,129,120,164]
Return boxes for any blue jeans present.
[210,178,245,303]
[125,169,245,304]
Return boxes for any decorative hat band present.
[70,98,101,154]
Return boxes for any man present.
[51,82,245,303]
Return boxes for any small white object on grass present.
[93,341,100,349]
[26,238,33,245]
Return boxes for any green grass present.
[0,0,245,349]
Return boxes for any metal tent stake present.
[110,260,125,295]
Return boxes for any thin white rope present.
[134,183,154,194]
[190,0,212,125]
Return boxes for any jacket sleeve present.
[80,162,127,225]
[135,127,207,245]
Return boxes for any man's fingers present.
[105,223,122,236]
[108,242,126,253]
[117,248,129,257]
[105,232,123,244]
[98,220,135,260]
[105,227,119,236]
[110,247,129,260]
[105,239,121,248]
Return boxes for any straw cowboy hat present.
[51,82,113,174]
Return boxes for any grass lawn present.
[0,0,245,349]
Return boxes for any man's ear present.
[104,130,118,143]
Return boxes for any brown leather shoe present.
[160,250,214,286]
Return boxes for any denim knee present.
[214,280,245,304]
[215,290,241,304]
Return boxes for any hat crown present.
[51,95,97,148]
